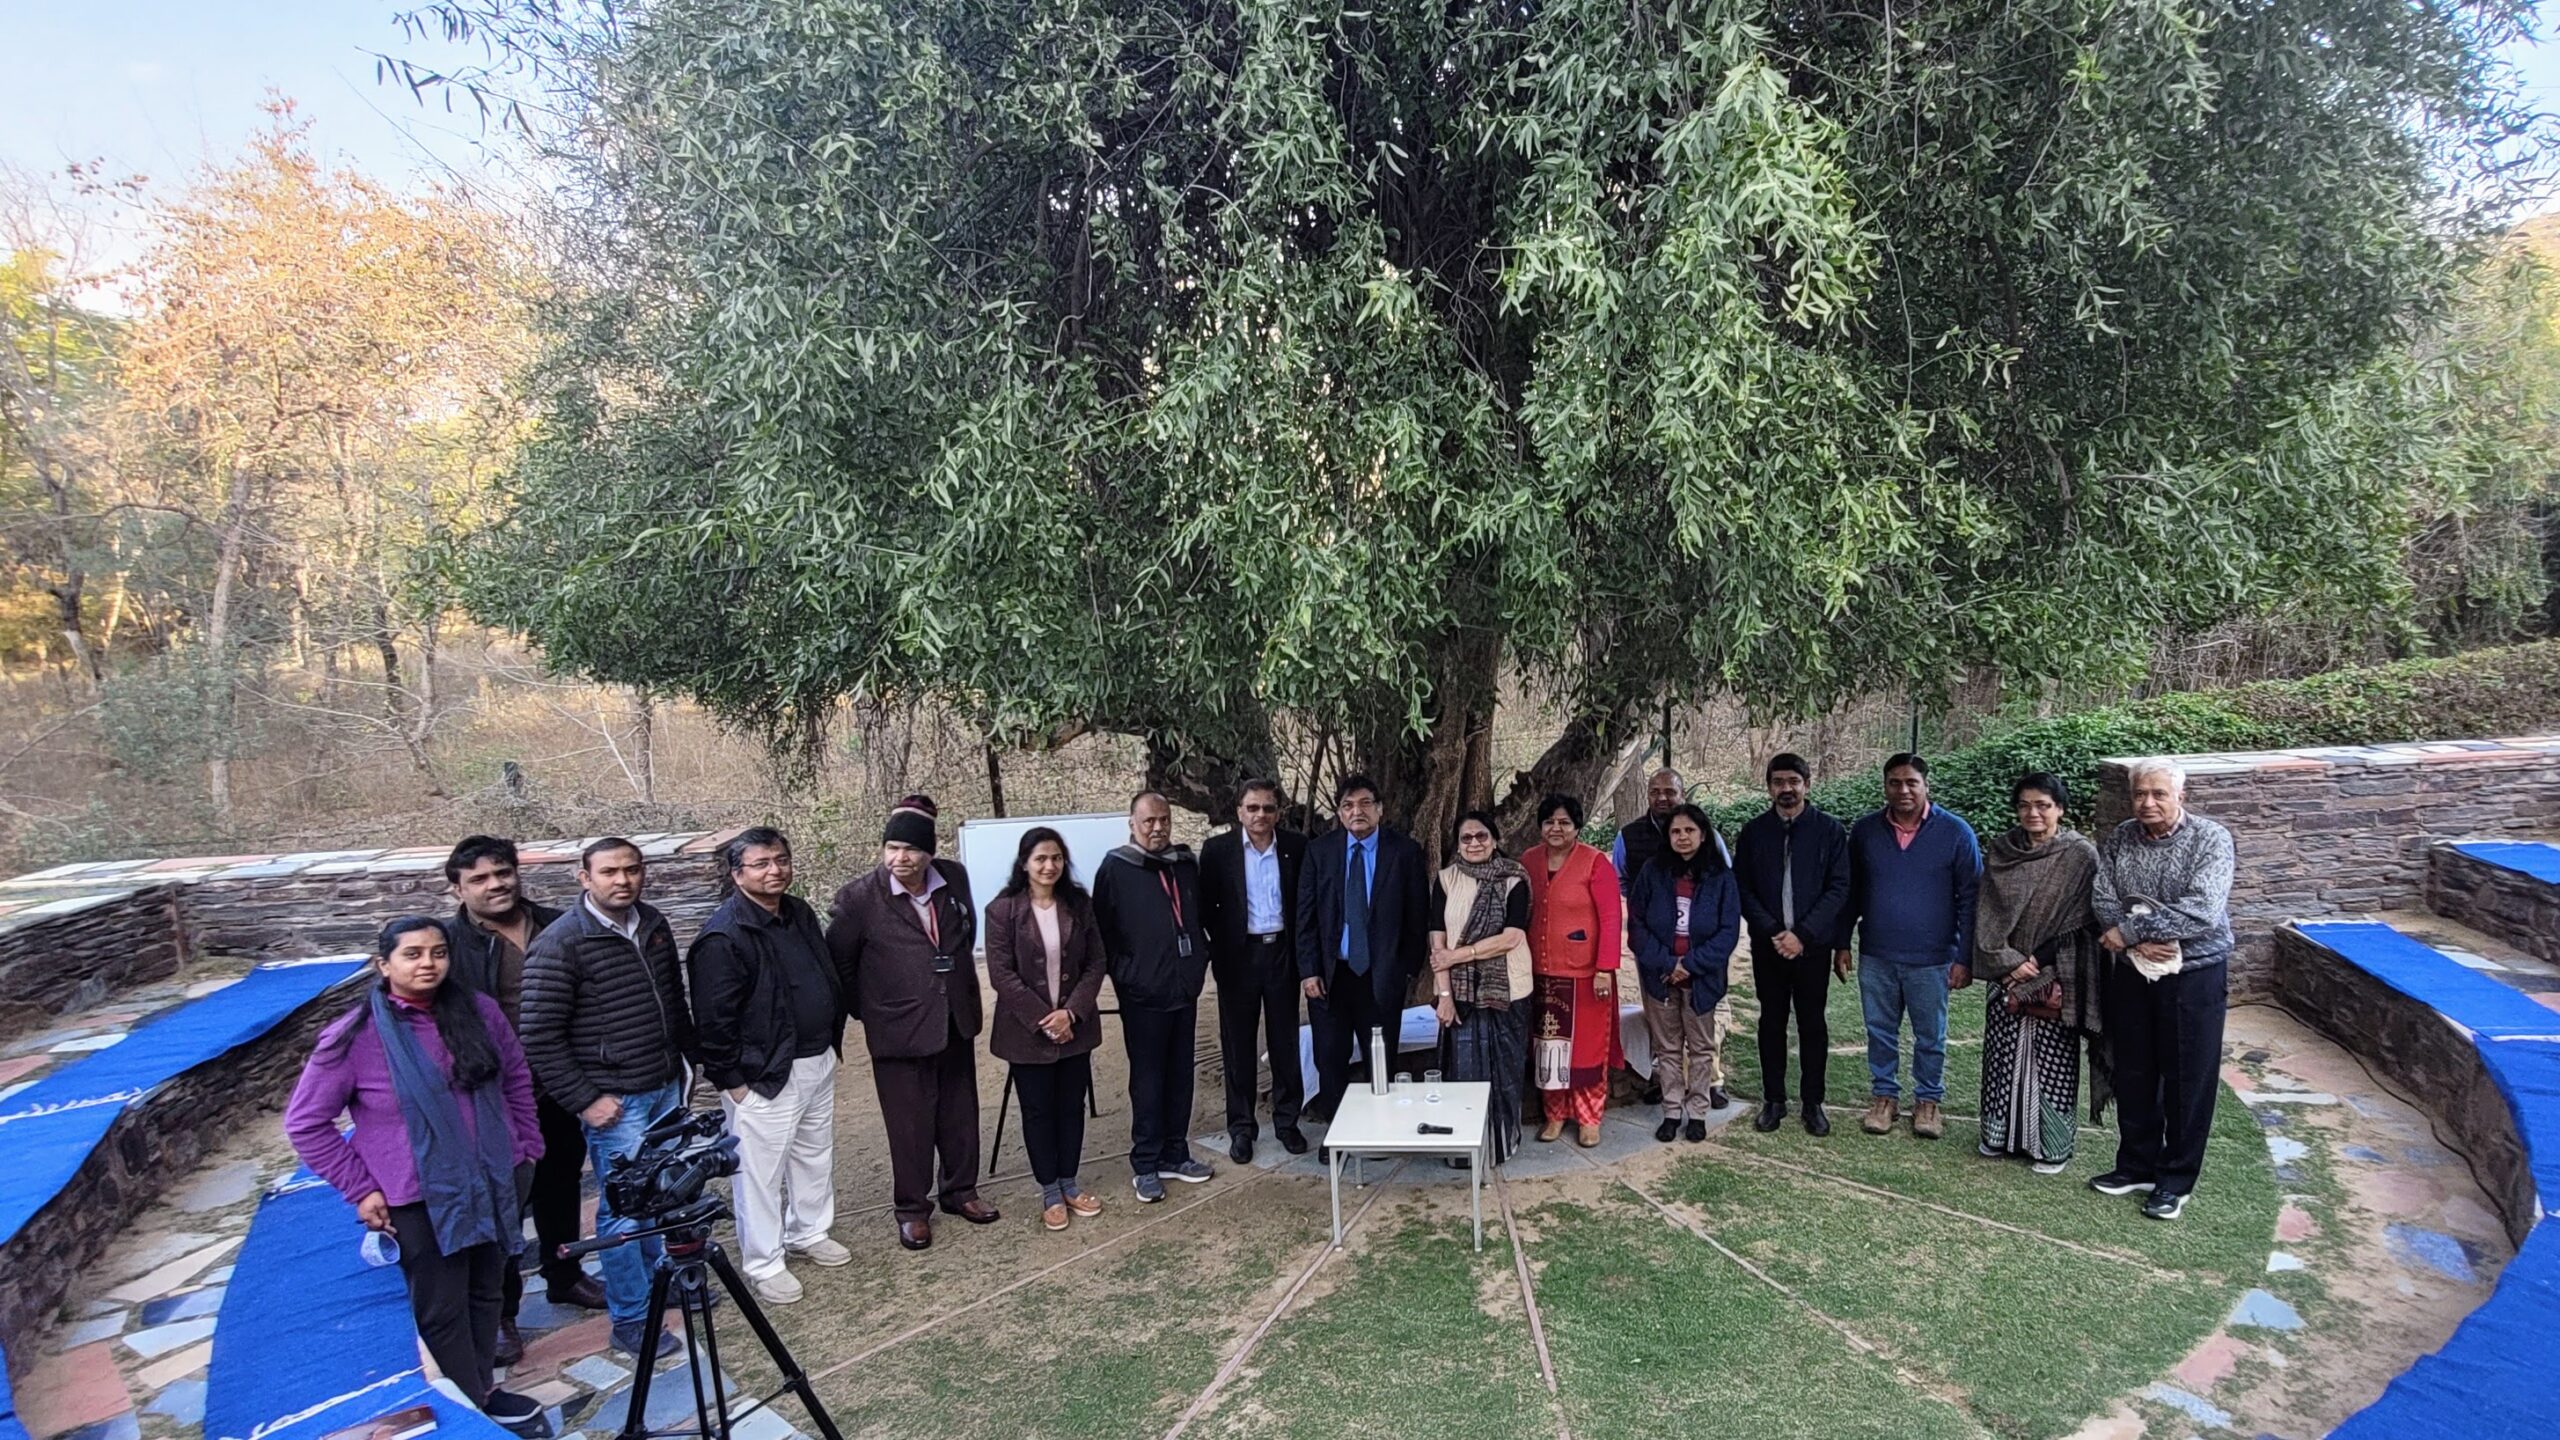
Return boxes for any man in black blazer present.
[1199,778,1310,1163]
[1731,752,1853,1137]
[1294,772,1429,1123]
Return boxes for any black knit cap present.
[883,807,937,853]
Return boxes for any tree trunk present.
[632,690,656,803]
[203,461,254,824]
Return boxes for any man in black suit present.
[1295,772,1429,1122]
[1200,778,1309,1163]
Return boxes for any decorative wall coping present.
[0,830,743,940]
[2100,734,2560,780]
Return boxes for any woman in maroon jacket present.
[985,828,1110,1230]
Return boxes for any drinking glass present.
[1424,1068,1443,1103]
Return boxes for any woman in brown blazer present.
[985,827,1110,1229]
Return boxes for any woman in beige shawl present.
[1955,772,2104,1172]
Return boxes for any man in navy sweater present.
[1835,754,1981,1140]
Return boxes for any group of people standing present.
[283,753,2235,1429]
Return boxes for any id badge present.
[932,951,957,975]
[1176,932,1194,960]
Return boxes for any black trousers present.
[2107,958,2229,1194]
[1012,1053,1092,1188]
[871,1023,982,1222]
[1751,944,1831,1110]
[1307,969,1387,1120]
[1123,1003,1199,1174]
[504,1091,591,1318]
[1215,934,1304,1139]
[389,1203,504,1403]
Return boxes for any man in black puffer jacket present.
[686,827,847,1307]
[519,837,694,1362]
[1092,792,1212,1204]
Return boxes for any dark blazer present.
[983,890,1109,1066]
[1629,860,1739,1014]
[1199,826,1307,968]
[519,899,693,1115]
[1293,825,1429,1001]
[823,858,981,1060]
[687,891,842,1098]
[1731,805,1853,955]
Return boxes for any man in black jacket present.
[1199,779,1309,1164]
[1295,774,1429,1124]
[1731,754,1852,1136]
[686,827,847,1306]
[519,837,694,1361]
[1092,792,1213,1203]
[443,835,599,1364]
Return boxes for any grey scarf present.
[1444,856,1527,1008]
[1974,828,2098,978]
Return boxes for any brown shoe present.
[1066,1191,1102,1217]
[1912,1100,1944,1139]
[1576,1122,1602,1148]
[897,1218,932,1251]
[1042,1203,1070,1231]
[1862,1096,1897,1135]
[493,1319,524,1369]
[942,1197,1001,1225]
[1537,1118,1565,1143]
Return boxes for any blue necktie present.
[1345,838,1372,976]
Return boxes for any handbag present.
[2006,975,2064,1022]
[1534,1034,1571,1091]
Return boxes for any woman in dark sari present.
[1430,810,1533,1164]
[1956,772,2107,1173]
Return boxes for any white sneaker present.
[789,1236,852,1267]
[2031,1159,2069,1176]
[751,1270,803,1305]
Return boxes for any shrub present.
[1712,640,2560,839]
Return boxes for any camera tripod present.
[561,1197,844,1440]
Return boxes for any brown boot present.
[1912,1100,1944,1139]
[1537,1117,1565,1143]
[1576,1122,1602,1148]
[1862,1096,1897,1135]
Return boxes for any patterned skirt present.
[1441,998,1528,1165]
[1981,991,2079,1162]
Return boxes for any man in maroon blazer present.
[824,802,999,1250]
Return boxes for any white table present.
[1322,1080,1492,1251]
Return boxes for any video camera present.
[604,1106,740,1222]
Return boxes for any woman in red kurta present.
[1525,793,1624,1145]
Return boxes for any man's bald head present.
[1647,769,1685,819]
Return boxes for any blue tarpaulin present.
[2454,839,2560,886]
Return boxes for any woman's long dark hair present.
[319,916,501,1089]
[999,826,1090,904]
[1648,803,1730,880]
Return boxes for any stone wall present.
[0,969,363,1359]
[2095,737,2560,997]
[2272,926,2538,1245]
[2425,843,2560,967]
[0,830,744,1041]
[0,886,185,1039]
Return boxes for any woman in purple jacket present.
[285,917,545,1427]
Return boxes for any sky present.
[2,0,2559,263]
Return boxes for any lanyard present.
[1158,868,1185,930]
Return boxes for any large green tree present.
[461,0,2543,841]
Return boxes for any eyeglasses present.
[736,857,790,874]
[1242,803,1279,814]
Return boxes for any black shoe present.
[481,1388,542,1424]
[493,1318,524,1368]
[1642,1081,1664,1106]
[2089,1171,2157,1196]
[1230,1133,1254,1165]
[2143,1190,2188,1221]
[1708,1086,1730,1111]
[1683,1118,1706,1143]
[1803,1106,1831,1137]
[1276,1126,1310,1155]
[545,1275,608,1310]
[1654,1117,1680,1143]
[1753,1100,1785,1133]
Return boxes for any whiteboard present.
[955,812,1132,953]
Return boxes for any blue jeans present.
[1859,959,1950,1102]
[583,1076,690,1327]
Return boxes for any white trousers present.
[721,1050,838,1280]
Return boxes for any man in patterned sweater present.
[2086,758,2237,1222]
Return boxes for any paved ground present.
[5,956,2512,1440]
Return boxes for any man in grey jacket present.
[2086,759,2238,1222]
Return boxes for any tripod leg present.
[704,1244,848,1440]
[673,1279,721,1440]
[617,1261,678,1440]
